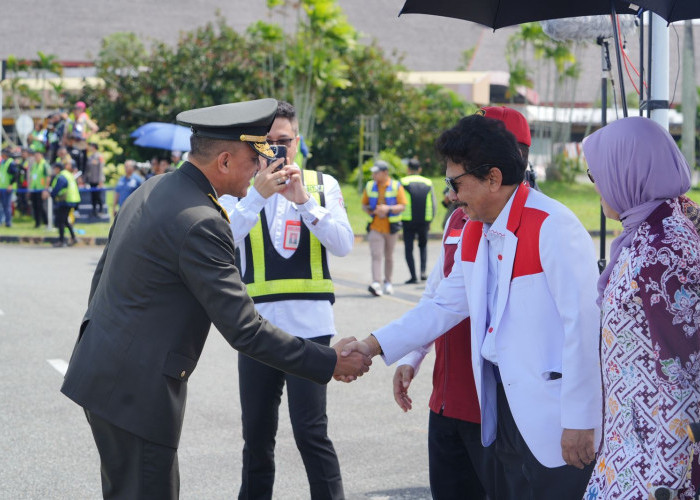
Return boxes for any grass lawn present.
[3,180,700,240]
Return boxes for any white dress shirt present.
[479,191,515,365]
[219,169,354,339]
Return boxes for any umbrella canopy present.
[130,122,170,138]
[634,0,700,23]
[132,123,192,152]
[399,0,700,28]
[399,0,639,29]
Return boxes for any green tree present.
[313,43,473,179]
[83,19,274,160]
[31,51,63,112]
[457,47,476,71]
[506,23,581,178]
[85,9,473,178]
[250,0,356,148]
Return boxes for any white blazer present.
[374,183,602,467]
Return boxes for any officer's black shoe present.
[405,278,418,284]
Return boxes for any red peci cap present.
[479,106,531,147]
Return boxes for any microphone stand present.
[596,36,610,274]
[610,0,628,117]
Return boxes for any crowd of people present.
[0,102,187,240]
[48,96,699,500]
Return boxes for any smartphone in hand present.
[268,145,287,170]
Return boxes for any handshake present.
[330,336,381,383]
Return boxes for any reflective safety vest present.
[400,174,434,222]
[365,179,402,224]
[240,169,335,304]
[0,159,16,189]
[29,159,50,190]
[51,170,81,203]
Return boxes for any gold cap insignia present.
[240,134,275,160]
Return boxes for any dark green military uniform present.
[61,99,337,499]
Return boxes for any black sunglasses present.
[586,168,595,183]
[444,164,498,193]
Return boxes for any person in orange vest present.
[361,161,407,296]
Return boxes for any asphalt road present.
[0,239,445,500]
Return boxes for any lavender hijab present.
[582,116,691,305]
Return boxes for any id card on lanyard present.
[283,220,301,250]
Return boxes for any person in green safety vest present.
[400,158,436,283]
[29,150,51,227]
[29,120,48,154]
[170,150,185,170]
[219,100,355,499]
[45,161,80,247]
[0,148,19,227]
[361,160,407,296]
[14,147,31,216]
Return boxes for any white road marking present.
[47,358,69,376]
[0,309,4,315]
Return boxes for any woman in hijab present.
[582,116,700,500]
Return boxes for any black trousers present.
[30,191,47,226]
[70,147,87,173]
[55,205,75,242]
[238,335,343,500]
[85,410,179,500]
[493,384,594,500]
[403,221,430,279]
[428,411,496,500]
[89,183,104,213]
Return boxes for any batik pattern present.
[586,198,700,500]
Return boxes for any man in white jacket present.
[345,115,601,499]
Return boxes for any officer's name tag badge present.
[306,185,324,193]
[284,220,301,250]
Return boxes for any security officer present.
[59,98,370,500]
[29,150,50,227]
[46,160,80,247]
[400,158,435,283]
[220,101,353,500]
[362,160,406,296]
[0,149,19,227]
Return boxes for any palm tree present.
[31,51,63,112]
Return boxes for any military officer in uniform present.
[60,98,371,500]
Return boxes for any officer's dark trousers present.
[0,190,12,226]
[403,221,430,280]
[493,383,594,500]
[55,205,75,242]
[89,183,104,214]
[428,410,496,500]
[31,192,47,226]
[85,410,179,500]
[238,335,344,500]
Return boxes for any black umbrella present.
[399,0,700,28]
[634,0,700,23]
[399,0,639,29]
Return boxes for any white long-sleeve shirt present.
[219,170,353,339]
